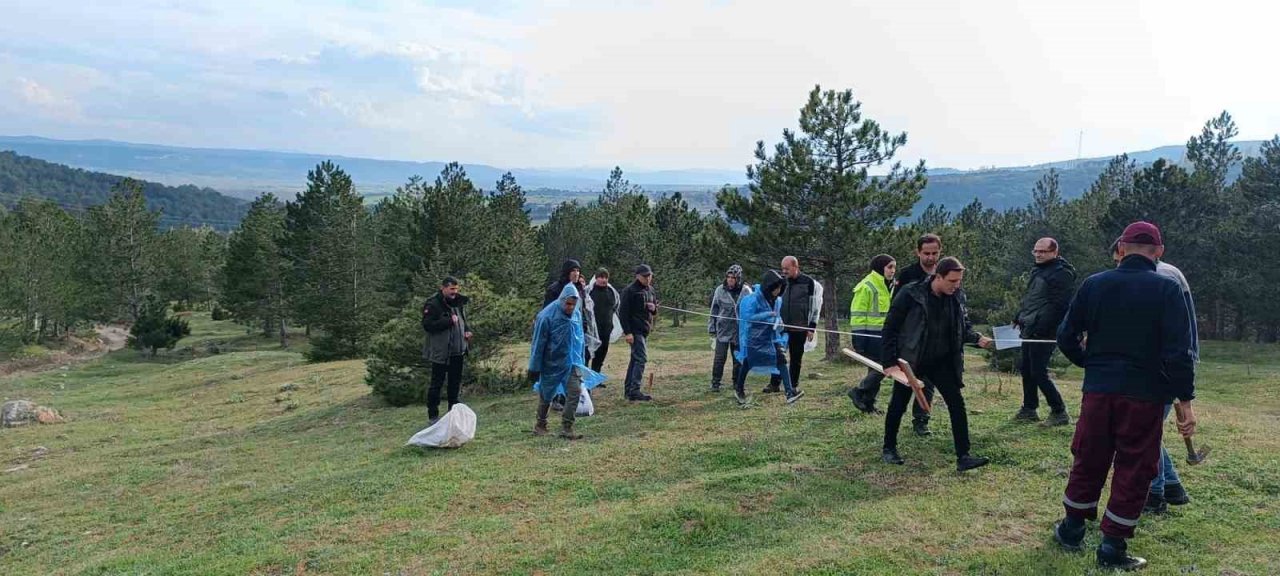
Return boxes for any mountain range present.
[0,135,1268,223]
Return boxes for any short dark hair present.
[917,233,942,251]
[1109,240,1120,256]
[935,256,965,278]
[595,268,610,279]
[441,276,460,287]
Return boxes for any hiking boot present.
[1042,410,1070,427]
[1097,539,1147,572]
[956,455,990,472]
[1163,483,1189,505]
[1143,491,1168,514]
[1053,519,1085,552]
[912,420,932,437]
[532,422,549,436]
[1013,408,1041,422]
[761,385,781,394]
[558,424,583,440]
[786,389,805,404]
[849,388,875,414]
[882,448,905,465]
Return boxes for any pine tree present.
[82,178,159,323]
[223,194,290,346]
[715,85,927,359]
[128,294,190,357]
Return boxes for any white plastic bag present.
[804,335,818,353]
[609,314,623,343]
[406,404,477,448]
[575,389,595,417]
[711,337,717,351]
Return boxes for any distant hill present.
[1,135,1268,219]
[0,151,248,230]
[0,136,745,200]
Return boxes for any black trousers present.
[883,362,970,457]
[589,339,610,372]
[428,355,464,420]
[1021,343,1065,412]
[770,330,809,390]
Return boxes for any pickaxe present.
[1173,402,1210,465]
[841,348,931,413]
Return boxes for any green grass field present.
[2,314,1278,575]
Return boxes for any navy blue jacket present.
[1056,254,1195,403]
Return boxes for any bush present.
[210,305,228,321]
[365,274,536,405]
[128,295,192,357]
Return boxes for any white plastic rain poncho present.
[530,284,607,402]
[735,280,785,375]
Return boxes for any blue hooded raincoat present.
[735,283,784,375]
[530,284,607,402]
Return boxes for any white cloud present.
[14,77,82,120]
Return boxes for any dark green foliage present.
[0,151,246,230]
[222,194,290,345]
[127,295,191,357]
[365,275,536,405]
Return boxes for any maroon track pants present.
[1062,392,1165,539]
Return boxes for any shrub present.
[128,295,192,357]
[365,274,535,406]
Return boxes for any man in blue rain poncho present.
[529,284,607,439]
[732,270,805,406]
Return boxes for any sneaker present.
[912,421,932,437]
[786,389,805,404]
[1053,519,1085,552]
[532,422,549,436]
[1164,483,1190,506]
[1097,540,1147,572]
[1042,410,1070,427]
[761,385,781,394]
[1143,491,1167,514]
[882,448,904,465]
[710,383,722,392]
[956,455,990,472]
[1013,408,1041,422]
[735,390,748,406]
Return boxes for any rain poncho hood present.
[735,277,785,375]
[530,284,607,401]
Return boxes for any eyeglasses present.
[1032,250,1054,254]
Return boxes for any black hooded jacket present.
[1015,257,1077,338]
[543,259,584,307]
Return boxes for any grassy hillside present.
[1,314,1277,575]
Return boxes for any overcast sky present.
[2,0,1276,172]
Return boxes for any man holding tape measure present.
[880,256,994,471]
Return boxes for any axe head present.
[1185,445,1211,466]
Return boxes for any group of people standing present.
[422,220,1201,572]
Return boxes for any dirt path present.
[0,324,129,378]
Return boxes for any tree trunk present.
[279,317,289,348]
[821,274,842,361]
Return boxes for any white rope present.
[657,304,1057,345]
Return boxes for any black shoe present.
[956,455,990,472]
[786,389,805,404]
[1143,491,1168,514]
[628,393,652,402]
[1097,541,1147,572]
[710,383,722,392]
[1163,483,1190,506]
[1053,519,1085,552]
[761,385,781,394]
[1042,410,1070,427]
[912,421,932,437]
[1013,408,1041,422]
[427,417,439,427]
[882,448,904,465]
[849,388,875,414]
[735,391,748,406]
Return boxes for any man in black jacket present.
[618,264,657,401]
[544,259,584,306]
[880,257,993,472]
[588,268,620,373]
[1051,222,1197,571]
[893,233,943,435]
[1013,237,1077,426]
[421,276,472,424]
[765,256,821,393]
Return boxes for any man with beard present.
[421,276,472,425]
[529,285,606,439]
[893,233,944,436]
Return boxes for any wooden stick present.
[896,359,932,413]
[841,348,931,412]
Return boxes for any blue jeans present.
[1150,403,1183,495]
[734,344,796,397]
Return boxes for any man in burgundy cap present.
[1051,221,1198,571]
